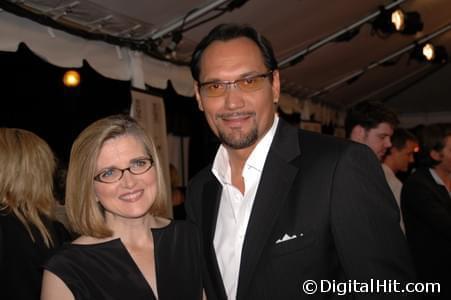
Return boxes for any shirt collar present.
[430,168,447,187]
[382,163,395,176]
[212,115,279,185]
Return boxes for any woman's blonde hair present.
[0,128,57,247]
[66,114,170,238]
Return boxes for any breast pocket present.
[270,230,316,257]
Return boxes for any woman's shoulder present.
[45,236,121,271]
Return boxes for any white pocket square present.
[275,233,297,244]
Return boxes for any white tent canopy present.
[2,0,450,127]
[0,11,195,96]
[1,10,309,121]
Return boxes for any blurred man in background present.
[345,101,399,161]
[382,128,419,233]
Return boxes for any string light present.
[63,70,80,87]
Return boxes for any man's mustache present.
[215,111,256,120]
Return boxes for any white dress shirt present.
[211,115,279,299]
[382,163,405,233]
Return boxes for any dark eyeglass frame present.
[94,157,153,184]
[198,70,273,97]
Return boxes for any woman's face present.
[94,134,157,222]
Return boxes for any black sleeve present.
[402,178,451,240]
[0,218,4,273]
[331,143,418,299]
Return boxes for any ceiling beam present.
[147,0,230,40]
[307,23,451,100]
[278,0,407,69]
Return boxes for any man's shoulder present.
[188,164,215,188]
[404,167,434,188]
[294,127,356,157]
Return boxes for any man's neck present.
[384,158,398,174]
[226,145,256,194]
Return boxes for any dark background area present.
[0,43,132,165]
[0,43,217,178]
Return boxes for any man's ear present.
[350,125,366,143]
[430,149,442,162]
[194,82,204,111]
[271,70,281,104]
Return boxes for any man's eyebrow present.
[202,71,262,83]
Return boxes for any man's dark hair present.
[391,128,418,150]
[190,23,278,82]
[344,101,399,138]
[417,123,451,167]
[386,128,418,156]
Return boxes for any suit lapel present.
[425,170,451,209]
[201,177,228,299]
[237,120,301,299]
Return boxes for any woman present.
[41,115,203,300]
[0,128,71,299]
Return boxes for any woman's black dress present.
[43,220,203,300]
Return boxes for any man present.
[345,101,399,161]
[186,23,417,300]
[402,124,451,299]
[382,128,419,233]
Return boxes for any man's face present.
[433,136,451,174]
[355,122,394,160]
[194,37,280,150]
[391,140,417,172]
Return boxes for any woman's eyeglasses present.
[94,157,153,184]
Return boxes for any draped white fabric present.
[0,10,341,120]
[0,11,194,95]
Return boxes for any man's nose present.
[224,84,245,110]
[385,137,392,148]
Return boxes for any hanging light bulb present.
[422,43,435,61]
[411,43,448,64]
[63,70,80,87]
[373,7,423,35]
[391,9,405,31]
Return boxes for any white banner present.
[130,89,172,217]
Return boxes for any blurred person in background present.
[382,128,419,233]
[345,101,399,161]
[53,161,70,229]
[402,123,451,299]
[0,128,71,299]
[170,163,186,220]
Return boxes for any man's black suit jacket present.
[402,167,451,299]
[186,119,417,300]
